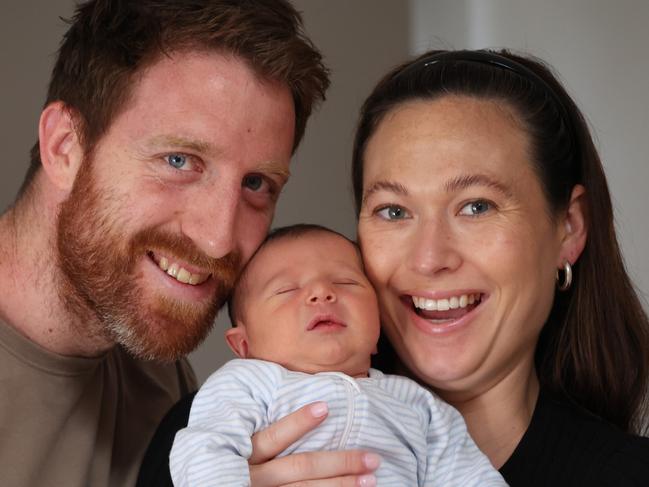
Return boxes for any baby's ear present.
[225,326,249,358]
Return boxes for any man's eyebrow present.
[362,180,408,205]
[257,160,291,182]
[145,135,213,153]
[444,174,513,198]
[143,135,290,180]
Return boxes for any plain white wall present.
[411,0,649,307]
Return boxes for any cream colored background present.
[3,1,648,384]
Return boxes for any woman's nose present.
[307,282,337,304]
[407,217,462,276]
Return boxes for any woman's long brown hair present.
[354,49,649,434]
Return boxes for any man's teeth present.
[412,294,480,311]
[158,257,209,286]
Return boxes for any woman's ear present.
[558,184,588,266]
[38,101,84,192]
[225,326,249,358]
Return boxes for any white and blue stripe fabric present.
[170,359,507,486]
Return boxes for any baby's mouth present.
[410,293,483,321]
[147,250,211,286]
[307,313,347,331]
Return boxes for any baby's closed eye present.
[333,280,360,286]
[274,286,299,295]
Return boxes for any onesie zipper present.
[337,375,359,449]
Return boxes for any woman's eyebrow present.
[444,174,513,198]
[362,180,408,205]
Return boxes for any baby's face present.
[229,231,380,377]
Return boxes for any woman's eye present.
[165,153,189,170]
[459,200,492,216]
[376,205,409,220]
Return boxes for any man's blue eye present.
[243,175,264,191]
[167,154,187,169]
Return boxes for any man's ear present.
[225,326,249,358]
[38,101,85,192]
[558,184,588,266]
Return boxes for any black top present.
[500,390,649,486]
[137,389,649,487]
[137,391,196,487]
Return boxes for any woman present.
[137,50,649,487]
[350,49,649,485]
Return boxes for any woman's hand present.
[249,402,381,487]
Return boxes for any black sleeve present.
[136,391,197,487]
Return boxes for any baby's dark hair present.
[227,223,360,326]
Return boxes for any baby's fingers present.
[281,473,377,487]
[250,401,329,464]
[250,450,381,487]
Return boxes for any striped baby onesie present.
[170,359,506,486]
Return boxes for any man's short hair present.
[20,0,329,197]
[227,224,361,326]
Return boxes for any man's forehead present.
[101,49,295,169]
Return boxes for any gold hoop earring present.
[556,260,572,291]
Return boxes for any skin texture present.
[357,95,586,466]
[0,51,295,361]
[226,232,381,378]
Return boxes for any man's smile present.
[147,250,211,286]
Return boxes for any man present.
[0,1,328,485]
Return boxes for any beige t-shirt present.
[0,318,197,487]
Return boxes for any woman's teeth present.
[157,256,210,286]
[412,293,480,311]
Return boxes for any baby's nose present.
[307,283,337,304]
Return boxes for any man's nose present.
[180,183,241,260]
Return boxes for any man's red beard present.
[56,158,240,361]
